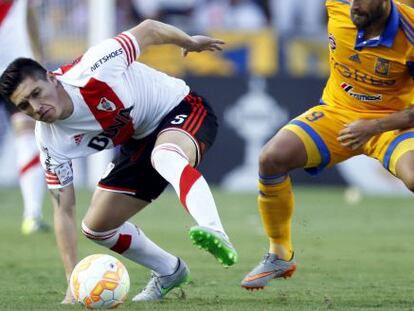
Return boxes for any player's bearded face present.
[350,0,386,30]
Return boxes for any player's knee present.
[81,220,110,242]
[259,146,290,175]
[151,143,189,169]
[81,221,95,240]
[81,215,110,234]
[81,221,121,249]
[151,144,166,169]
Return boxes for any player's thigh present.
[395,151,414,191]
[283,105,359,174]
[155,92,217,167]
[83,189,149,231]
[366,129,414,188]
[99,132,172,205]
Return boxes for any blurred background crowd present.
[41,0,327,37]
[33,0,414,76]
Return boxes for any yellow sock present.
[258,176,294,260]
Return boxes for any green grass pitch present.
[0,186,413,310]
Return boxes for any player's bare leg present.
[395,150,414,192]
[83,189,148,230]
[152,130,238,266]
[82,190,188,301]
[241,129,307,290]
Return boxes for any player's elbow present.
[138,19,157,33]
[139,19,157,27]
[131,19,160,49]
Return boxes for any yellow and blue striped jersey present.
[322,0,414,113]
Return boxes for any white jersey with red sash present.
[36,31,190,189]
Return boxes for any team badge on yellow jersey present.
[374,58,391,76]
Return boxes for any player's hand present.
[337,119,380,150]
[182,35,225,56]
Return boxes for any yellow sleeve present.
[326,0,350,21]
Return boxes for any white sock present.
[15,132,45,220]
[82,221,178,276]
[151,143,225,233]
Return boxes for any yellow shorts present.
[283,105,414,176]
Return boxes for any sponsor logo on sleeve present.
[90,48,123,72]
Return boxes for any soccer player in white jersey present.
[0,0,48,235]
[0,19,238,303]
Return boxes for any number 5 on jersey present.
[171,114,188,125]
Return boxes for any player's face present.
[350,0,387,29]
[10,74,64,123]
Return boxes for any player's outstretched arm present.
[128,19,224,56]
[49,185,78,303]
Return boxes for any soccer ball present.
[70,254,130,309]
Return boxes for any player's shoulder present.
[326,0,350,20]
[35,121,62,151]
[53,55,93,87]
[35,123,56,162]
[326,0,350,9]
[395,2,414,45]
[35,121,53,147]
[397,1,414,17]
[53,56,83,76]
[54,36,128,87]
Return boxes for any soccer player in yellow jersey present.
[241,0,414,290]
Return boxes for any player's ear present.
[47,71,58,86]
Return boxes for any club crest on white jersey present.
[97,97,116,112]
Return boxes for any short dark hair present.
[0,58,47,103]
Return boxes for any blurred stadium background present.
[1,0,413,199]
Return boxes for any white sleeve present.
[55,31,140,85]
[87,31,140,76]
[112,31,140,65]
[38,145,74,189]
